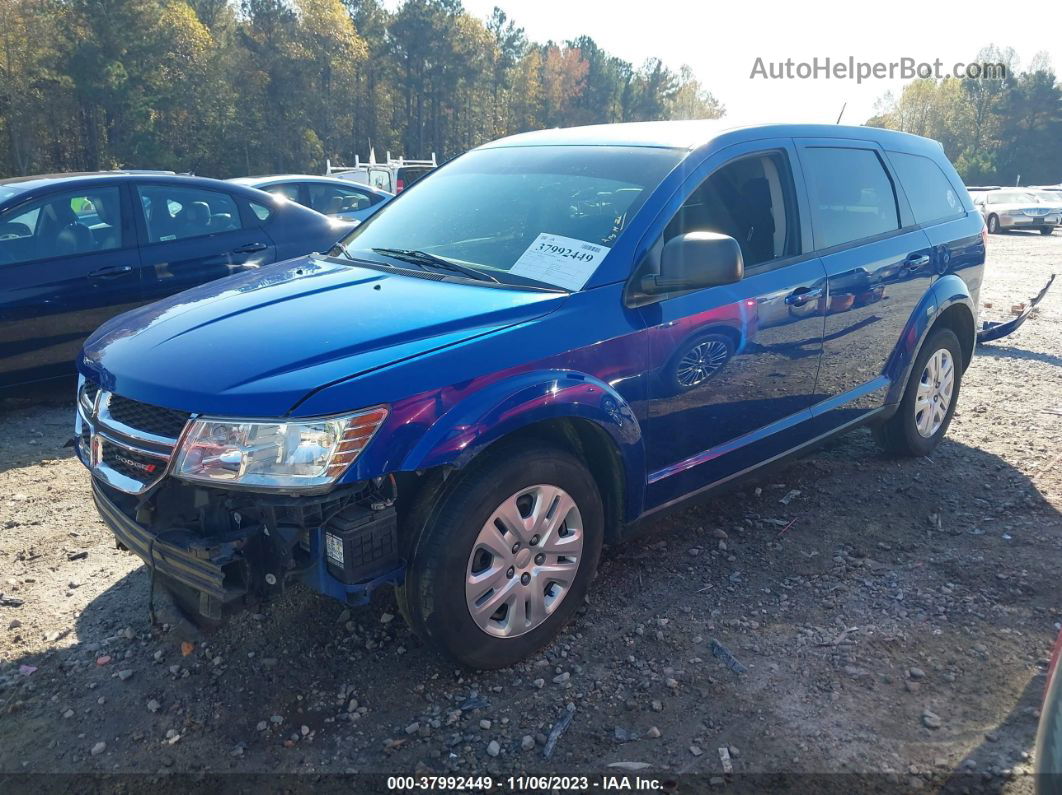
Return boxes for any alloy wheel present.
[676,340,730,387]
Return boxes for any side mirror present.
[642,232,744,294]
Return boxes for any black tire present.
[873,328,963,457]
[987,214,1000,234]
[1035,645,1062,792]
[1041,226,1055,236]
[663,333,735,394]
[397,443,603,669]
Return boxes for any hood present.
[80,256,567,416]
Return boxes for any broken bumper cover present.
[977,273,1055,344]
[91,479,404,619]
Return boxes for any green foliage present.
[870,51,1062,185]
[0,0,725,177]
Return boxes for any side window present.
[249,201,272,221]
[664,151,798,268]
[368,169,392,192]
[308,183,373,215]
[137,185,242,243]
[0,186,122,265]
[264,183,300,202]
[802,147,900,249]
[888,151,964,224]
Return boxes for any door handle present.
[87,264,133,279]
[232,242,268,254]
[902,254,931,271]
[784,286,824,306]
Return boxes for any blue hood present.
[79,256,567,416]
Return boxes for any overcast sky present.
[456,0,1060,125]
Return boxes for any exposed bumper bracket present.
[977,273,1055,344]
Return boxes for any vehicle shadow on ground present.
[1,433,1058,777]
[977,342,1062,369]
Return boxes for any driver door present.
[639,142,828,509]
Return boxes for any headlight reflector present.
[172,406,388,490]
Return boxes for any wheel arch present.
[884,275,976,406]
[397,369,645,533]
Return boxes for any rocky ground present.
[1,231,1060,792]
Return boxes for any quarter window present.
[802,147,900,249]
[136,185,242,243]
[0,186,123,265]
[888,151,964,224]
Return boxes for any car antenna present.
[836,102,847,124]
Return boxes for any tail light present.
[396,179,405,193]
[981,223,988,250]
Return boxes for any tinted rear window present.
[802,147,900,249]
[888,151,964,224]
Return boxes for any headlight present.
[171,406,388,491]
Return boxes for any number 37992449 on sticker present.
[509,232,609,291]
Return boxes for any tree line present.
[868,46,1062,186]
[0,0,724,178]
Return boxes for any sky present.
[454,0,1061,125]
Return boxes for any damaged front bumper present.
[90,475,404,623]
[977,273,1056,344]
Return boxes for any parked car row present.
[72,120,988,669]
[0,172,355,391]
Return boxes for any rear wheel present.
[397,443,603,669]
[987,214,1000,234]
[873,328,962,457]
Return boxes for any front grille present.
[101,443,167,481]
[107,394,191,440]
[83,381,100,405]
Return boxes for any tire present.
[873,328,962,457]
[1041,226,1054,236]
[987,214,999,234]
[397,443,603,669]
[663,333,734,394]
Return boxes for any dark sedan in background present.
[0,172,352,392]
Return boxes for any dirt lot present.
[1,231,1060,791]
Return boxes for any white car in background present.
[973,189,1060,235]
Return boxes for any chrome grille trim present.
[77,384,193,495]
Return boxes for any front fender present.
[400,369,646,519]
[884,274,974,405]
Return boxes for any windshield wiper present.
[372,248,499,283]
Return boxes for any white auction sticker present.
[509,233,609,291]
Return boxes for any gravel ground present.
[1,231,1060,791]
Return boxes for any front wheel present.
[1041,226,1055,236]
[397,444,603,669]
[873,328,963,456]
[986,214,1000,234]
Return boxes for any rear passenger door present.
[134,182,277,303]
[795,140,934,431]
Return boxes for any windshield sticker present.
[509,233,609,291]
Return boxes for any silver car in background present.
[973,189,1060,235]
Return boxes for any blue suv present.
[76,122,985,668]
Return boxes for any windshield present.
[336,145,684,290]
[1030,190,1062,203]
